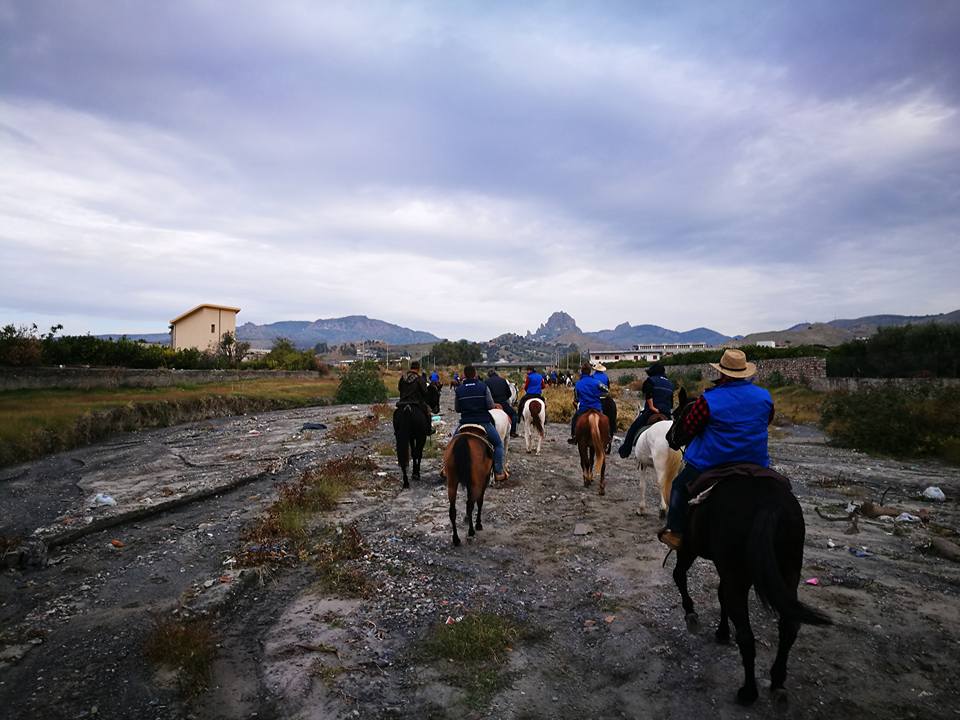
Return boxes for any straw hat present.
[590,361,607,372]
[710,349,756,379]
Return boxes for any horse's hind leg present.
[475,494,484,531]
[715,579,730,644]
[466,497,476,537]
[770,616,799,707]
[722,576,758,706]
[449,499,460,546]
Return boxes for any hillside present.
[744,309,960,347]
[236,315,440,349]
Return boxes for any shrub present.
[765,370,787,388]
[0,324,43,366]
[827,324,960,378]
[821,384,960,463]
[617,373,637,386]
[335,361,388,404]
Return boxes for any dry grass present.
[541,386,576,423]
[328,414,380,442]
[0,377,338,467]
[238,455,376,567]
[769,385,826,425]
[369,402,394,420]
[312,524,371,597]
[143,617,217,697]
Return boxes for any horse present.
[671,472,831,708]
[633,419,683,517]
[521,397,546,455]
[507,379,518,406]
[443,427,494,546]
[392,404,429,489]
[490,406,511,470]
[575,409,609,494]
[600,396,617,453]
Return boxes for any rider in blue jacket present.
[454,366,507,482]
[568,364,603,443]
[619,363,674,458]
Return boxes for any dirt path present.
[1,390,959,719]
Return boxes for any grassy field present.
[0,376,338,468]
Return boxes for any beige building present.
[169,304,240,351]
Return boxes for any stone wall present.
[607,357,828,387]
[0,367,322,392]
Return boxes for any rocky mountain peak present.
[529,311,581,342]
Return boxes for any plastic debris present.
[895,512,921,523]
[300,422,327,431]
[804,577,820,586]
[247,430,261,436]
[923,486,946,502]
[827,539,837,548]
[849,547,872,558]
[109,539,124,548]
[92,493,117,507]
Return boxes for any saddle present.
[688,463,793,507]
[454,425,495,457]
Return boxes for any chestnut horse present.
[443,427,494,546]
[575,409,609,494]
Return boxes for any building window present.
[211,324,216,333]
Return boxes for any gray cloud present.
[1,1,958,339]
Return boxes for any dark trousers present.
[666,463,702,533]
[495,400,517,433]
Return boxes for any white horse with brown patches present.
[521,397,546,455]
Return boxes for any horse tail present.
[453,435,473,501]
[749,506,832,626]
[395,408,410,467]
[530,400,544,434]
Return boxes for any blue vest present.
[456,379,490,424]
[594,371,611,397]
[430,372,439,383]
[574,374,603,411]
[526,372,544,395]
[684,380,772,470]
[648,374,674,415]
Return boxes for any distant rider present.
[658,349,774,550]
[486,369,519,438]
[568,363,603,443]
[454,365,507,482]
[618,362,674,458]
[397,360,434,435]
[517,366,544,421]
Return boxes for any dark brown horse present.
[575,409,609,494]
[443,427,494,546]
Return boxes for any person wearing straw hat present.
[657,349,774,550]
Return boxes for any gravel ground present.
[1,389,959,720]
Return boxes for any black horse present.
[427,382,441,414]
[393,405,429,489]
[668,390,830,707]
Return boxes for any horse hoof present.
[685,612,700,633]
[402,482,410,490]
[598,488,605,496]
[659,508,666,520]
[637,507,646,516]
[468,528,475,537]
[475,522,483,531]
[452,536,460,546]
[736,686,758,706]
[714,628,730,645]
[770,688,789,714]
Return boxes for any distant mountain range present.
[101,308,960,353]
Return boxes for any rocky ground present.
[1,389,959,720]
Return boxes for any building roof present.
[170,304,241,325]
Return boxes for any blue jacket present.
[593,371,611,397]
[684,380,773,471]
[455,378,493,424]
[574,374,603,411]
[646,374,674,415]
[525,372,544,395]
[429,371,439,383]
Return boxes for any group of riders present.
[396,348,774,553]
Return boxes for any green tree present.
[336,361,388,403]
[430,339,483,366]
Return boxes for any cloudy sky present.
[1,1,958,340]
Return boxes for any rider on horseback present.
[397,360,434,435]
[568,363,603,444]
[486,369,519,438]
[618,362,674,458]
[454,365,507,482]
[517,366,544,422]
[658,349,774,550]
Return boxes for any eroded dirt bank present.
[1,391,958,720]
